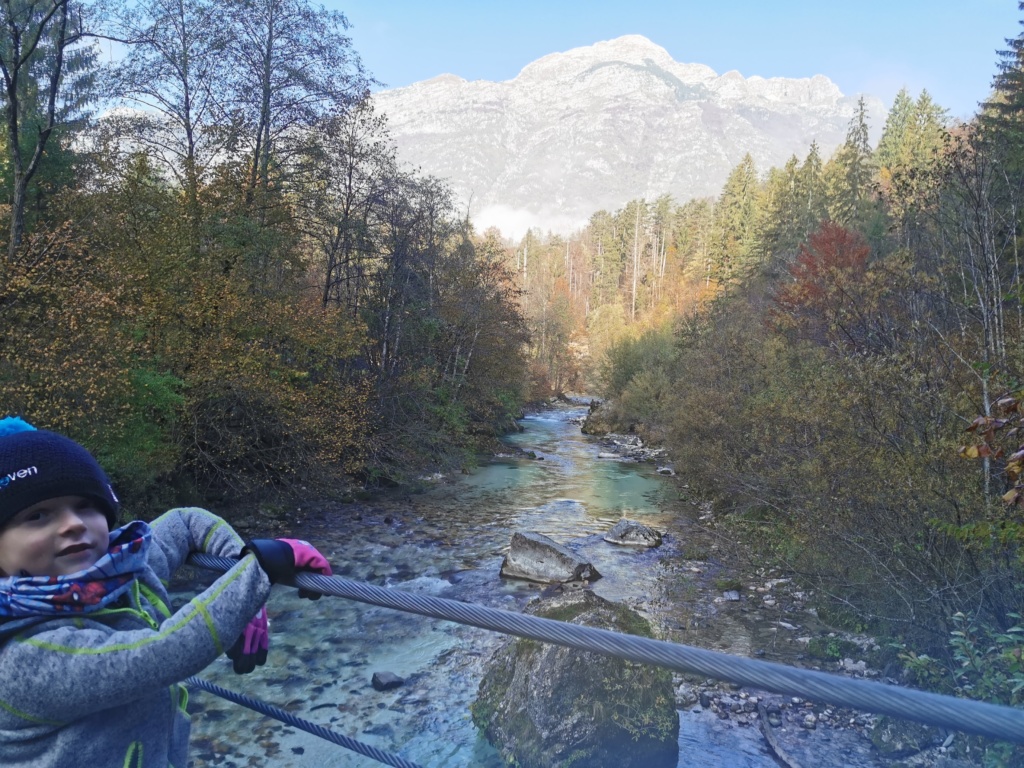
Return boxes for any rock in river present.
[602,518,663,548]
[500,531,601,583]
[472,590,679,768]
[371,671,404,691]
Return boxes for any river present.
[179,404,894,768]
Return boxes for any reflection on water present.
[183,405,775,767]
[491,412,671,523]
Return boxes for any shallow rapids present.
[177,405,799,767]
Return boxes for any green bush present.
[598,327,677,400]
[618,367,675,430]
[901,613,1024,765]
[96,366,185,512]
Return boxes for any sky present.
[330,0,1022,123]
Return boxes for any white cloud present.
[474,204,587,240]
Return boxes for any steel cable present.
[184,675,424,768]
[189,552,1024,745]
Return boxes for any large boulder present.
[500,531,601,583]
[580,400,615,435]
[603,518,662,548]
[472,590,679,768]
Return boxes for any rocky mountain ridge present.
[372,35,885,235]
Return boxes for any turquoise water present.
[181,405,781,767]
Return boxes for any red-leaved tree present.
[774,221,879,351]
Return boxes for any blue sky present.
[331,1,1021,122]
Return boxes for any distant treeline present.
[507,91,947,393]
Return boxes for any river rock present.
[603,518,663,548]
[580,399,614,435]
[472,590,679,768]
[870,716,943,758]
[371,671,404,691]
[500,531,601,583]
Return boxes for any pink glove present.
[244,538,333,599]
[278,539,333,600]
[225,605,269,674]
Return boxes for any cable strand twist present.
[190,552,1024,746]
[184,675,423,768]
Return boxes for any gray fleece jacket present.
[0,507,271,768]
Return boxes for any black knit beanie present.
[0,417,119,530]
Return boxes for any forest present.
[0,0,531,509]
[5,0,1024,754]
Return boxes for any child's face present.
[0,496,110,578]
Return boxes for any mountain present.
[372,35,885,236]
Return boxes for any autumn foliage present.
[591,65,1024,717]
[781,221,869,303]
[774,221,871,342]
[0,0,535,512]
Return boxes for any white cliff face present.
[372,35,884,235]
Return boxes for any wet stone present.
[602,518,663,547]
[870,716,944,758]
[473,590,677,768]
[675,682,699,708]
[499,531,601,583]
[371,671,405,691]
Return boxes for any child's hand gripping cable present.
[225,606,269,674]
[226,540,331,673]
[242,538,334,599]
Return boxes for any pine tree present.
[709,153,760,283]
[982,0,1024,144]
[877,90,948,239]
[797,141,827,236]
[825,97,875,229]
[876,88,915,171]
[755,156,800,260]
[0,0,98,256]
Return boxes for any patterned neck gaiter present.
[0,520,152,617]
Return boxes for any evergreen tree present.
[877,90,949,244]
[676,197,713,289]
[755,157,799,260]
[0,0,98,256]
[797,141,828,235]
[586,209,621,309]
[709,153,760,283]
[825,97,875,229]
[982,0,1024,149]
[876,88,915,171]
[615,198,649,321]
[911,91,948,161]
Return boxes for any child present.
[0,417,332,768]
